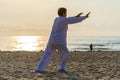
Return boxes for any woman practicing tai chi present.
[35,7,90,72]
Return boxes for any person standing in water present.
[90,44,93,51]
[35,7,90,72]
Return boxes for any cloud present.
[0,0,120,36]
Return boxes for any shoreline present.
[1,50,120,52]
[0,51,120,80]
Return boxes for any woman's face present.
[63,11,67,17]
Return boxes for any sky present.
[0,0,120,36]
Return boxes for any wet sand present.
[0,51,120,80]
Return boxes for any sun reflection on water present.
[12,36,46,51]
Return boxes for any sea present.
[0,36,120,51]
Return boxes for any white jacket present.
[49,16,86,45]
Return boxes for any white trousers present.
[35,43,69,71]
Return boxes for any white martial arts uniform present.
[35,16,86,72]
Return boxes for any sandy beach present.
[0,51,120,80]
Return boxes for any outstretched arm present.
[62,12,91,24]
[76,12,91,18]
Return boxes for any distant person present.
[90,44,93,51]
[35,7,90,73]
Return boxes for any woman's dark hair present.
[58,7,67,16]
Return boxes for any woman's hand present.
[76,12,83,17]
[85,12,91,18]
